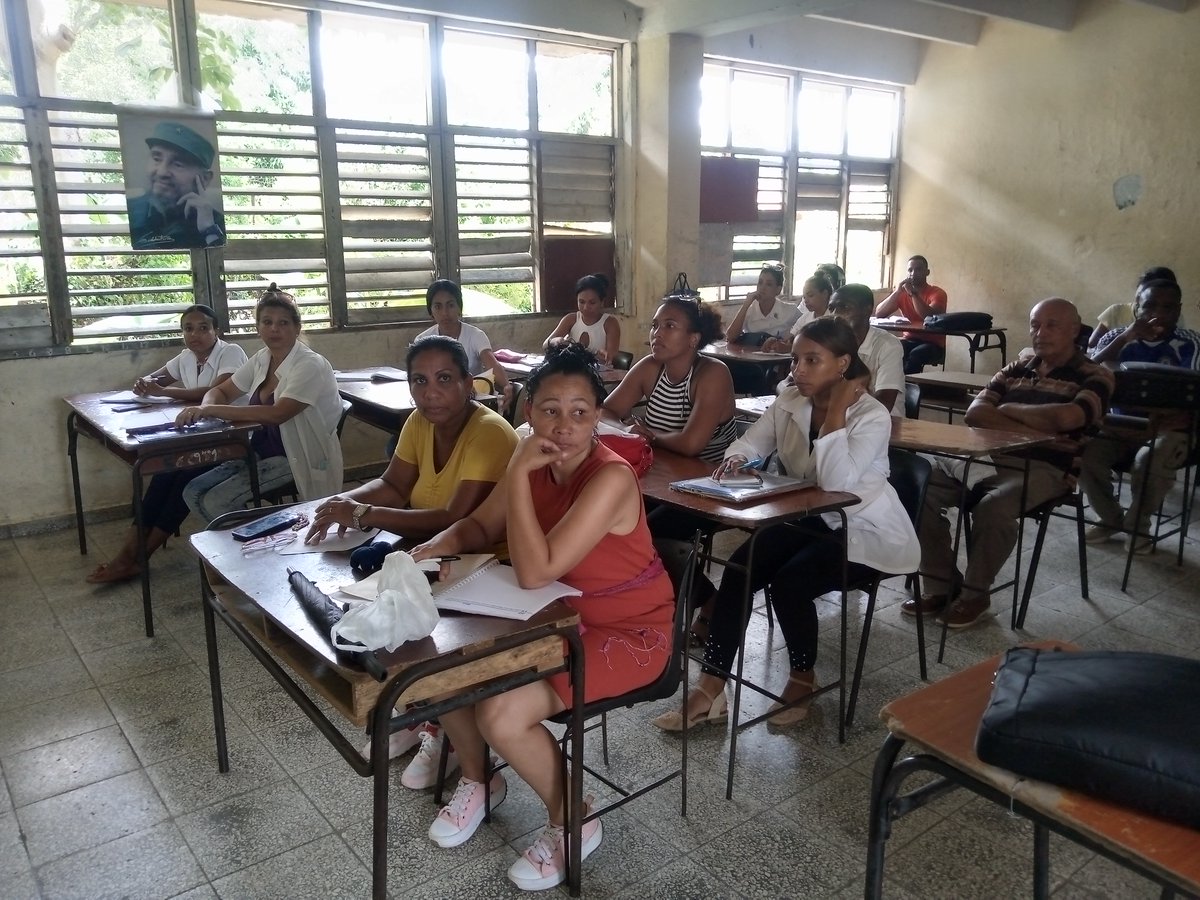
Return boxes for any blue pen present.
[740,457,765,471]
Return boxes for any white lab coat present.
[165,338,248,391]
[231,342,344,500]
[726,388,920,574]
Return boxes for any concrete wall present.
[1,314,574,532]
[895,0,1200,370]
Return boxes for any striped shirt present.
[979,351,1114,480]
[643,363,739,463]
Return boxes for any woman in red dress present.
[411,342,674,891]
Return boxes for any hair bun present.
[267,282,279,292]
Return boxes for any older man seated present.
[905,298,1115,629]
[1081,279,1200,554]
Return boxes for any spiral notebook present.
[669,472,811,504]
[433,560,580,620]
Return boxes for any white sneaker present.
[427,772,507,848]
[402,726,459,790]
[362,723,422,761]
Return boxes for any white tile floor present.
[2,476,1198,898]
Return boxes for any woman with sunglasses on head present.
[653,318,919,732]
[85,305,248,583]
[543,273,621,364]
[178,284,344,522]
[417,279,511,412]
[409,343,674,891]
[762,272,835,354]
[725,263,797,345]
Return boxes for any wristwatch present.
[351,503,371,531]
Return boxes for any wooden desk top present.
[191,498,579,724]
[642,449,858,530]
[871,318,1006,337]
[905,370,994,391]
[701,341,791,366]
[65,392,258,460]
[890,416,1052,458]
[337,378,416,416]
[501,354,625,384]
[882,641,1200,894]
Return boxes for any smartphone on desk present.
[232,510,302,542]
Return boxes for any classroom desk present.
[642,449,858,798]
[871,318,1007,373]
[722,401,1054,668]
[65,391,260,637]
[191,501,586,899]
[337,368,501,434]
[905,370,994,422]
[888,416,1053,664]
[500,354,626,385]
[866,641,1200,899]
[700,341,791,372]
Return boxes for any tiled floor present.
[2,481,1198,898]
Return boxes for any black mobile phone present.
[231,510,301,542]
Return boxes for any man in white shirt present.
[829,284,905,416]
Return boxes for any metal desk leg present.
[67,412,87,555]
[370,696,392,900]
[565,630,585,897]
[1033,822,1051,899]
[938,458,975,664]
[132,461,154,637]
[726,529,760,800]
[865,734,907,899]
[837,510,848,743]
[200,564,230,774]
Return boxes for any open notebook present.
[669,471,811,504]
[339,555,579,621]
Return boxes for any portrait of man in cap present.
[120,114,226,251]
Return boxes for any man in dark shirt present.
[127,121,225,250]
[905,298,1115,629]
[1082,279,1199,553]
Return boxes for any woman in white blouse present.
[178,285,344,522]
[654,318,919,731]
[415,279,511,413]
[86,305,247,583]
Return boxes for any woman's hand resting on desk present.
[134,375,169,397]
[305,495,357,543]
[761,336,790,354]
[626,416,659,446]
[712,454,751,481]
[175,406,212,427]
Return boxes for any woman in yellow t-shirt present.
[305,334,518,544]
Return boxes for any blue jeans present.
[183,456,296,523]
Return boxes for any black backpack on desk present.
[923,311,993,331]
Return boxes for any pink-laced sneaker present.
[507,809,603,891]
[402,726,459,790]
[427,772,507,849]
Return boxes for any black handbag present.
[975,647,1200,828]
[923,311,993,331]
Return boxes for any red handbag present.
[597,433,654,478]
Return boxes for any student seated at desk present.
[411,344,675,891]
[1088,265,1178,350]
[726,263,798,393]
[1082,279,1200,553]
[305,335,518,780]
[828,283,905,416]
[85,304,248,584]
[416,278,511,414]
[600,293,739,642]
[874,254,949,374]
[543,273,620,364]
[653,319,919,731]
[762,271,834,354]
[177,284,344,521]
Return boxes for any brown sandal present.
[767,672,818,727]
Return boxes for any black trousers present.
[702,518,873,676]
[140,467,213,534]
[901,339,945,374]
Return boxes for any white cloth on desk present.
[231,342,344,500]
[725,388,920,574]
